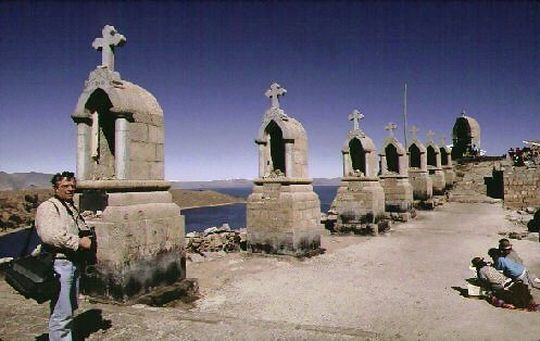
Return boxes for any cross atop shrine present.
[427,130,435,143]
[385,122,397,137]
[265,83,287,109]
[348,110,364,131]
[409,125,419,140]
[92,25,126,72]
[440,135,447,145]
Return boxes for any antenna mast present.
[403,83,408,147]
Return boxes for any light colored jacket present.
[35,197,88,256]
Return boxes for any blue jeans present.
[49,259,80,341]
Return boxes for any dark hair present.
[51,171,75,187]
[488,248,500,258]
[498,238,509,244]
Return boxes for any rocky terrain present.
[0,188,244,234]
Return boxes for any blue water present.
[0,186,338,256]
[183,186,337,233]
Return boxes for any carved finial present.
[92,25,126,72]
[440,135,447,146]
[385,122,397,138]
[410,125,419,140]
[427,130,435,143]
[265,83,287,109]
[348,110,364,131]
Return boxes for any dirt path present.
[1,202,539,340]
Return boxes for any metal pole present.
[403,83,408,147]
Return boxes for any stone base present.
[380,176,414,213]
[408,169,433,201]
[443,167,455,188]
[77,191,185,303]
[246,181,322,257]
[331,177,385,227]
[429,168,446,195]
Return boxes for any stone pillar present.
[74,118,91,180]
[379,154,388,175]
[258,143,266,177]
[285,142,293,177]
[114,114,130,180]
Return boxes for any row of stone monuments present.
[70,25,456,303]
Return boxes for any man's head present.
[471,257,486,268]
[498,238,512,255]
[51,171,76,201]
[488,248,501,260]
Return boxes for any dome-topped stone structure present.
[247,83,322,256]
[331,110,385,230]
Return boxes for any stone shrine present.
[379,122,414,214]
[246,83,322,256]
[425,130,446,195]
[71,25,185,303]
[452,111,481,159]
[439,136,455,189]
[331,110,385,228]
[407,126,433,201]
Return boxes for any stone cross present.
[427,130,435,143]
[440,135,447,145]
[410,125,419,140]
[385,122,397,138]
[92,25,126,72]
[265,83,287,109]
[348,110,364,131]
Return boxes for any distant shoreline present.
[180,201,245,210]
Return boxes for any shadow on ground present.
[35,308,112,340]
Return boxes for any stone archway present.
[385,144,399,173]
[349,138,366,174]
[409,144,421,168]
[427,146,437,167]
[265,120,286,176]
[85,88,116,179]
[440,147,449,166]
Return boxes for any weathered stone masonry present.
[503,166,540,209]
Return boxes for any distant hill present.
[0,172,53,190]
[172,177,340,189]
[0,172,340,191]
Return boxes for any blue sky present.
[0,1,538,180]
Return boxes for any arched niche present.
[85,89,116,179]
[440,147,449,166]
[409,144,421,168]
[349,138,366,174]
[385,144,399,173]
[264,120,286,176]
[427,145,437,167]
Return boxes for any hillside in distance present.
[0,172,340,190]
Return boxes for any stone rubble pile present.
[185,224,247,253]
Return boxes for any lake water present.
[0,186,337,257]
[183,185,337,233]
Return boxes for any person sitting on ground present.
[472,256,538,310]
[498,239,540,287]
[471,257,510,292]
[489,248,540,289]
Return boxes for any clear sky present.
[0,1,538,180]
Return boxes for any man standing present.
[35,171,92,341]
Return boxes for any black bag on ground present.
[2,252,59,304]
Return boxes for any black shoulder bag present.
[2,224,59,304]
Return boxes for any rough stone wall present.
[503,166,540,209]
[129,118,164,180]
[246,183,322,256]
